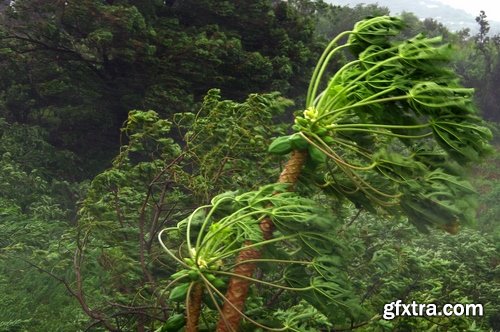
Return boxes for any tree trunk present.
[137,315,145,332]
[216,150,308,332]
[186,283,204,332]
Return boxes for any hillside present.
[327,0,500,34]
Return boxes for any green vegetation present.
[0,1,498,331]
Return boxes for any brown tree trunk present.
[137,315,145,332]
[216,150,308,332]
[186,283,204,332]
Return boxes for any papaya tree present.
[158,16,492,331]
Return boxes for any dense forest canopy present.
[0,1,498,331]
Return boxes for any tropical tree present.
[157,16,491,331]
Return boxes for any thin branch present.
[112,187,129,241]
[338,208,363,235]
[146,181,171,251]
[17,255,118,331]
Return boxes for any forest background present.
[0,0,498,331]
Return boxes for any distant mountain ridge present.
[327,0,500,34]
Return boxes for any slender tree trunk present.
[137,315,145,332]
[186,283,204,332]
[216,150,308,332]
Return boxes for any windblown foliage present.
[160,15,492,331]
[289,16,492,232]
[0,3,498,332]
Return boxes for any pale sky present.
[435,0,500,22]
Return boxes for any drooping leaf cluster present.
[158,184,363,330]
[286,16,492,233]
